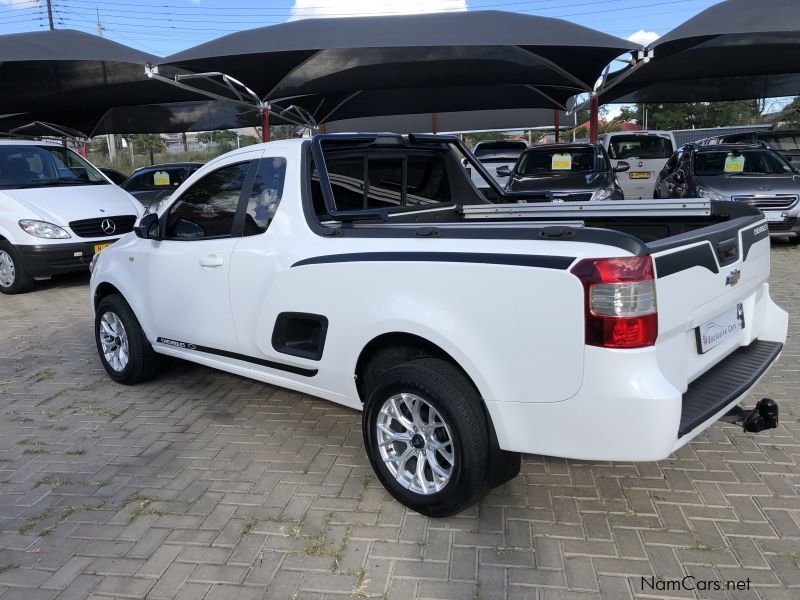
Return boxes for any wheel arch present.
[93,281,123,311]
[355,331,519,488]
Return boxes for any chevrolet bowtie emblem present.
[725,269,741,286]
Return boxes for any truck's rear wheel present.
[95,294,160,385]
[0,242,34,295]
[362,358,490,517]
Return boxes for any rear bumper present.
[16,240,119,277]
[485,290,787,461]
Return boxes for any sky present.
[0,0,724,57]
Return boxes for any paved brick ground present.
[0,243,798,600]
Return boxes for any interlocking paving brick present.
[0,244,799,598]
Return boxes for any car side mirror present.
[496,166,511,177]
[613,161,630,173]
[673,170,686,184]
[134,212,160,240]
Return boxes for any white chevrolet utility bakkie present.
[90,134,787,516]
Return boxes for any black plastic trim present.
[655,244,720,278]
[741,221,770,260]
[292,252,576,270]
[679,340,783,437]
[155,337,317,377]
[271,312,329,361]
[16,240,119,276]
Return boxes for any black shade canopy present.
[0,29,204,117]
[600,0,800,103]
[0,101,287,137]
[325,107,567,134]
[161,11,635,119]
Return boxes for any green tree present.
[131,134,165,165]
[774,97,800,129]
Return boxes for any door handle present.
[199,255,224,268]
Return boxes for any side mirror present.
[673,170,686,184]
[496,165,511,177]
[613,161,630,173]
[134,212,160,240]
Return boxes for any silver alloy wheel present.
[99,311,130,372]
[376,392,455,495]
[0,250,15,288]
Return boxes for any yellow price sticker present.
[551,153,572,170]
[153,171,171,186]
[724,154,745,174]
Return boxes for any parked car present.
[654,142,800,241]
[500,143,627,201]
[704,129,800,164]
[122,162,203,210]
[463,140,527,199]
[90,134,786,516]
[599,131,676,199]
[0,140,143,294]
[99,167,128,185]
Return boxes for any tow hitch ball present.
[721,398,779,433]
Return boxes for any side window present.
[243,157,287,236]
[165,162,250,240]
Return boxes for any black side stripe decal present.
[292,252,576,270]
[156,337,317,377]
[741,222,770,261]
[655,244,719,278]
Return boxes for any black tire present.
[362,358,490,517]
[0,241,34,295]
[95,293,160,384]
[789,235,800,245]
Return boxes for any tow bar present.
[721,398,779,433]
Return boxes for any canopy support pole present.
[554,110,560,143]
[589,95,599,142]
[432,112,438,134]
[261,105,270,143]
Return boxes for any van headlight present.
[696,186,727,201]
[18,220,71,239]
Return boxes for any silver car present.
[654,142,800,241]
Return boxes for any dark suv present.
[500,143,628,201]
[655,143,800,240]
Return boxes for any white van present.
[599,131,676,199]
[0,140,143,294]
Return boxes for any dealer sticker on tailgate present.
[696,302,745,354]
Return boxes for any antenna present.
[96,8,104,37]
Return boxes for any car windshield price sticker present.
[153,171,170,186]
[551,153,572,170]
[724,154,745,174]
[696,302,745,354]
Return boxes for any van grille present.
[556,193,593,202]
[68,216,136,238]
[732,195,798,210]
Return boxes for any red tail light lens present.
[571,256,658,348]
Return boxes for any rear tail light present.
[571,256,658,348]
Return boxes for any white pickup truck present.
[90,134,788,517]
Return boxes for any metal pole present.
[261,106,270,143]
[554,110,560,144]
[46,0,54,30]
[589,95,600,142]
[431,113,438,134]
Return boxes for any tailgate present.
[649,215,772,394]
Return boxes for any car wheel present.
[95,294,160,384]
[0,241,34,295]
[362,358,490,517]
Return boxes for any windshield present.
[516,147,600,176]
[0,145,108,189]
[694,149,794,176]
[473,141,527,158]
[608,135,673,159]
